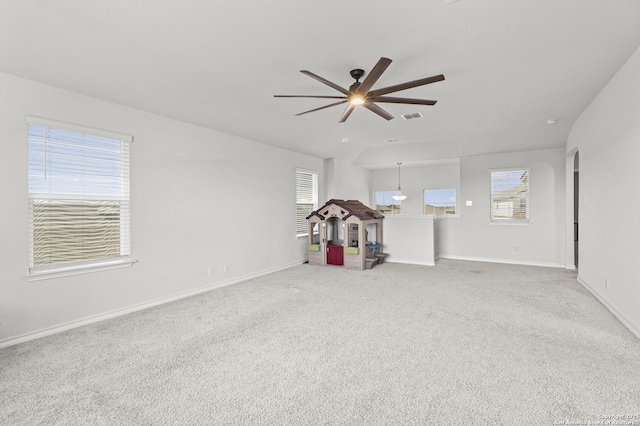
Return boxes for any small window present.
[375,191,402,215]
[27,119,132,274]
[296,169,318,237]
[424,189,456,216]
[490,169,530,222]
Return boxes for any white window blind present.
[296,169,318,236]
[27,119,132,273]
[490,169,530,222]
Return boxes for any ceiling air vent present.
[384,138,400,144]
[401,112,423,120]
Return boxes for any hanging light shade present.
[392,162,407,201]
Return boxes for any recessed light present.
[384,138,400,143]
[341,137,349,143]
[547,119,557,125]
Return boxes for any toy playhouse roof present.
[306,199,384,221]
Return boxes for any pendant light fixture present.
[392,162,407,201]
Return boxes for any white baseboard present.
[0,260,305,349]
[438,254,564,269]
[577,277,640,340]
[386,259,436,266]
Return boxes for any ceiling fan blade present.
[357,57,392,95]
[294,100,349,116]
[368,74,445,97]
[369,96,437,105]
[274,95,348,99]
[300,70,350,95]
[362,102,394,121]
[338,104,356,123]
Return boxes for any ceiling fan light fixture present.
[349,95,365,105]
[274,58,444,122]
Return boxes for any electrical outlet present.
[224,265,229,273]
[208,267,214,277]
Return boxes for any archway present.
[573,151,579,268]
[565,148,580,270]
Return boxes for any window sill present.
[489,221,531,226]
[297,233,319,239]
[26,258,137,282]
[434,214,461,222]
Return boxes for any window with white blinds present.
[27,118,133,274]
[296,169,318,237]
[490,169,530,222]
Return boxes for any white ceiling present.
[2,1,640,167]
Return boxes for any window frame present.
[25,116,135,281]
[295,168,318,238]
[374,190,403,215]
[424,188,457,216]
[489,168,530,224]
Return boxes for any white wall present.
[384,217,435,266]
[566,46,640,337]
[368,151,565,267]
[441,148,566,267]
[369,161,459,265]
[369,161,461,214]
[0,73,323,345]
[325,157,371,203]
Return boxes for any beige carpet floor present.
[1,260,639,425]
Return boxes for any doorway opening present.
[574,152,579,268]
[326,217,344,266]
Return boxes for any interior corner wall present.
[369,161,461,216]
[367,152,564,267]
[323,158,335,202]
[438,148,566,267]
[566,45,640,337]
[326,157,371,204]
[369,162,460,265]
[0,72,323,345]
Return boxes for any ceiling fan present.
[274,57,444,123]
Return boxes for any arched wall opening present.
[565,148,579,269]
